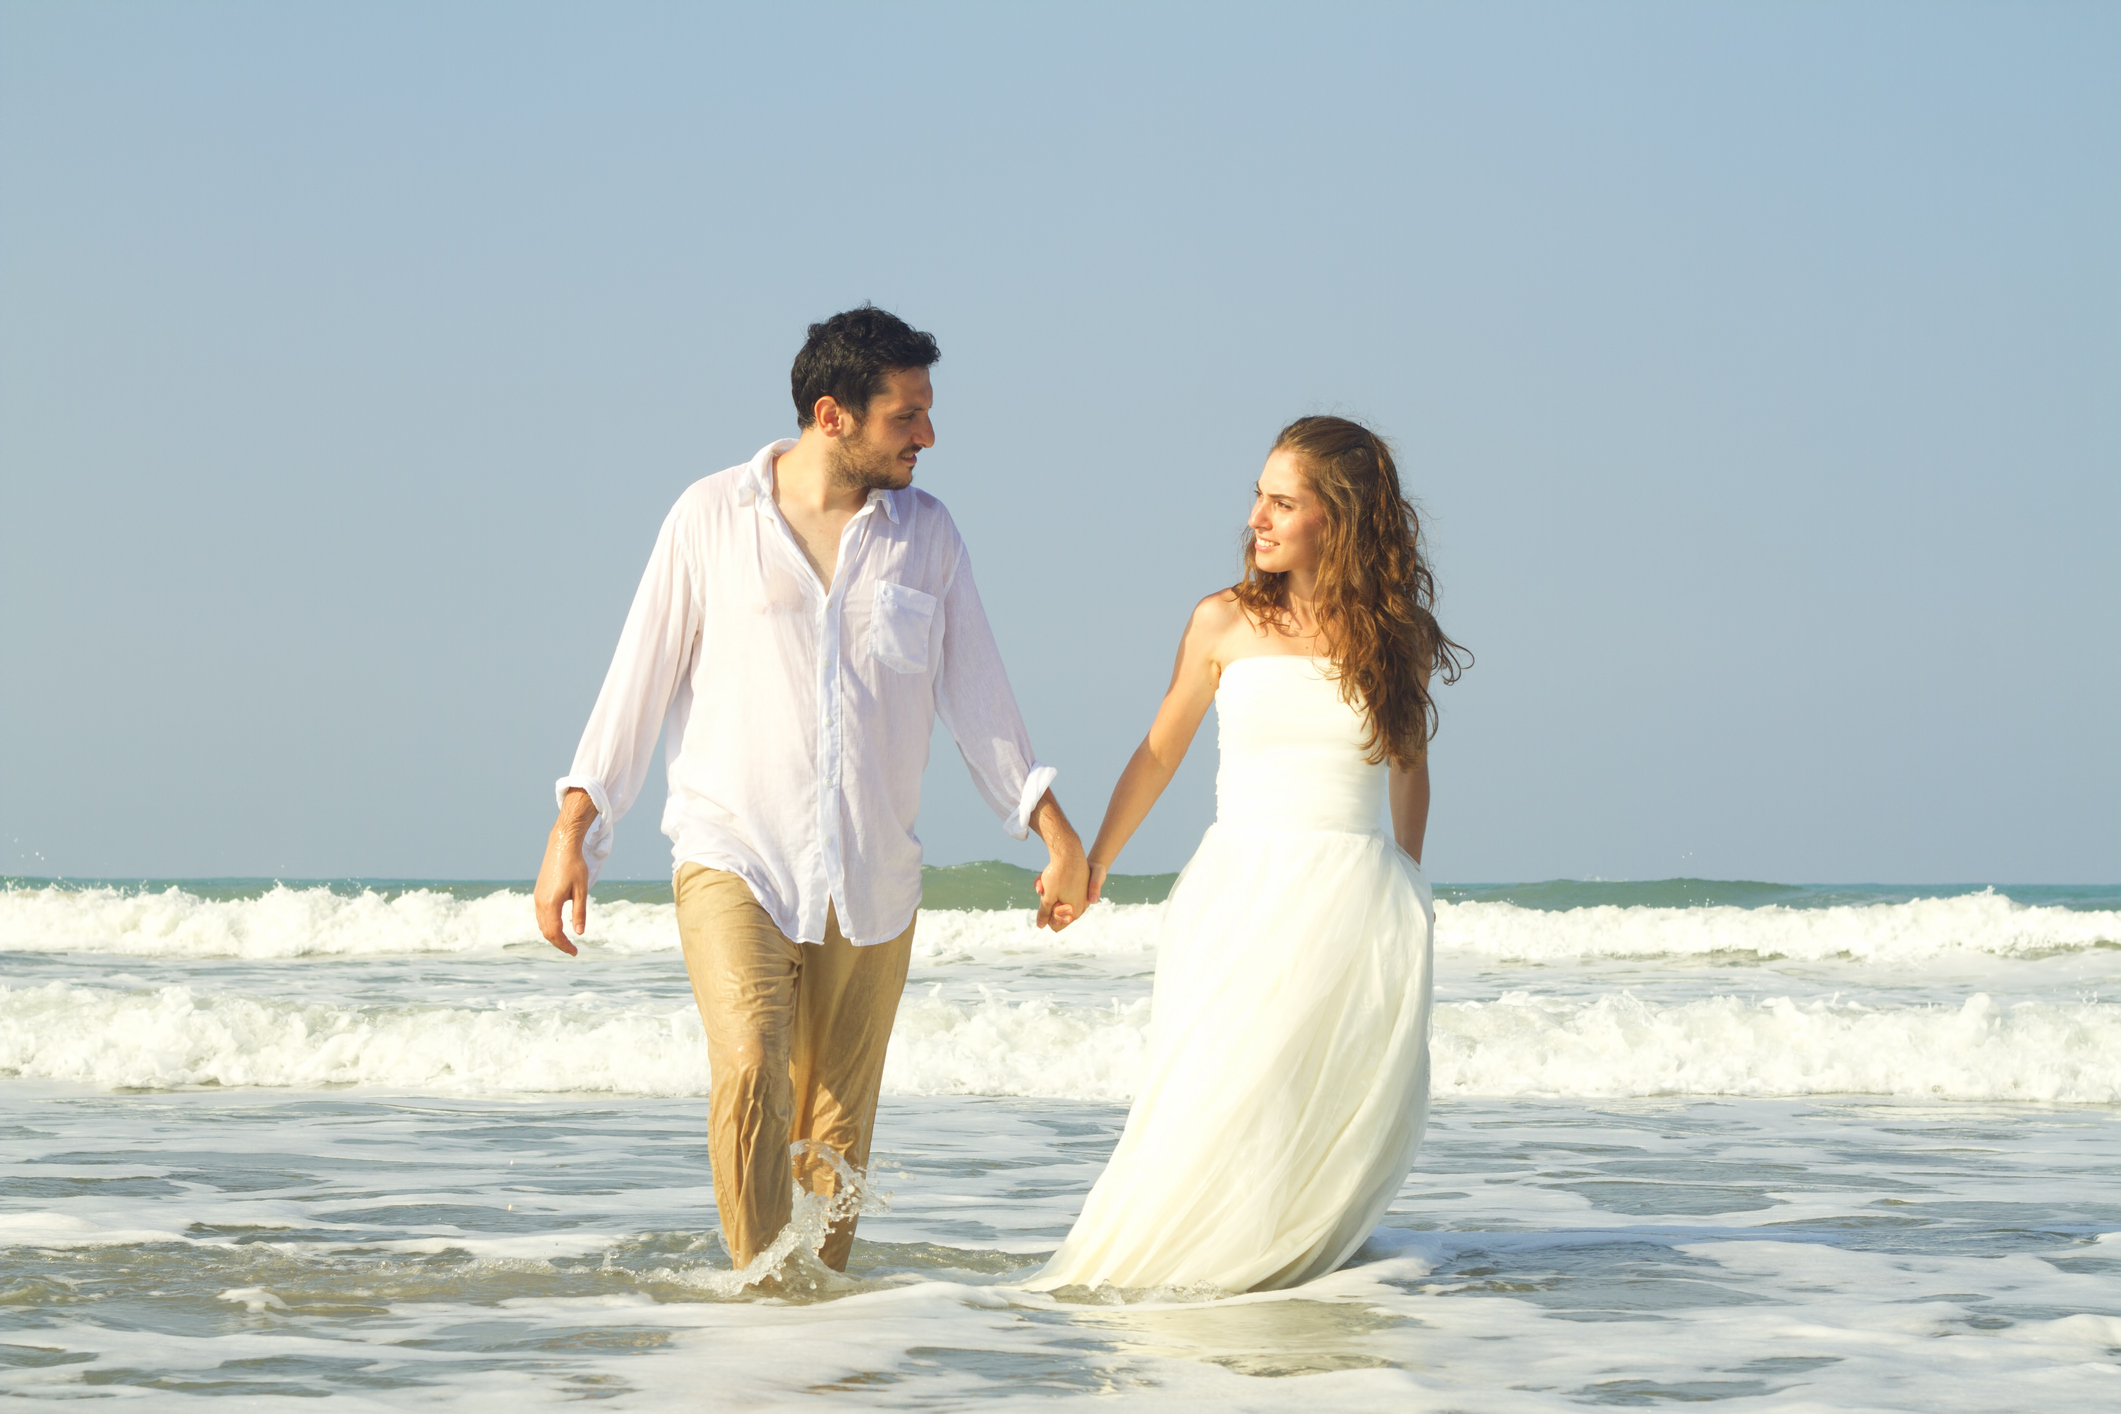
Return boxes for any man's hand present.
[534,789,598,956]
[1028,790,1089,931]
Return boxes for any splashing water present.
[672,1140,892,1301]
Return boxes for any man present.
[532,306,1089,1274]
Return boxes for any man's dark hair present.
[790,305,941,429]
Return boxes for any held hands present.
[1027,789,1090,931]
[1037,858,1111,928]
[1033,848,1090,930]
[533,789,597,956]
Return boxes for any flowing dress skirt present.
[1027,820,1434,1293]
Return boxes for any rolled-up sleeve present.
[556,502,701,883]
[932,543,1056,840]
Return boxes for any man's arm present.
[534,788,599,954]
[533,498,700,953]
[930,541,1088,930]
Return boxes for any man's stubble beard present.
[827,420,913,493]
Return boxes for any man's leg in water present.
[676,864,801,1270]
[788,904,915,1271]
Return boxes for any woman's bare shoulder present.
[1188,587,1247,629]
[1181,588,1260,665]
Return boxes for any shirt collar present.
[738,437,902,524]
[736,440,793,508]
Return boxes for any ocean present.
[2,870,2117,1409]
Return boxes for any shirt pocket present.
[870,581,938,674]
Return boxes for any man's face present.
[829,367,935,492]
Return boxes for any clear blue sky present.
[3,1,2115,884]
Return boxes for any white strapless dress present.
[1028,655,1435,1294]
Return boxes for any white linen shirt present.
[557,439,1056,946]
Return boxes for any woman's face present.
[1249,448,1327,577]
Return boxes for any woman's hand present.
[1087,860,1111,905]
[1387,755,1429,866]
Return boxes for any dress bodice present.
[1214,656,1386,835]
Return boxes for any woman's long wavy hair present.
[1233,415,1469,766]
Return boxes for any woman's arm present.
[1081,595,1234,901]
[1388,663,1435,866]
[1388,755,1430,866]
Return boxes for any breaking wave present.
[6,980,2115,1104]
[2,884,2112,964]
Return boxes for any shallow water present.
[2,879,2117,1408]
[5,1086,2117,1408]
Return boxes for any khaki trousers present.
[675,864,914,1272]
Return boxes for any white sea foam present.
[911,906,1164,960]
[0,1212,187,1248]
[0,981,707,1094]
[1432,989,2121,1102]
[1432,891,2121,963]
[7,980,2115,1104]
[0,884,674,959]
[7,884,2113,965]
[886,988,1150,1100]
[0,884,1165,962]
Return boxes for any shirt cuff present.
[555,775,615,887]
[1006,762,1059,841]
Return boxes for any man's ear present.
[812,395,850,439]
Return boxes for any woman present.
[1028,415,1467,1294]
